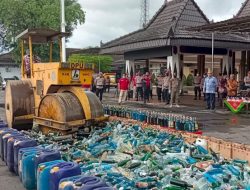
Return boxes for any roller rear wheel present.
[5,80,34,130]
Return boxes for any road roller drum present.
[5,80,35,130]
[38,93,85,123]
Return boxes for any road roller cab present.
[5,28,105,133]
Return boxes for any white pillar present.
[167,54,180,78]
[125,60,130,75]
[174,53,180,78]
[167,56,171,70]
[130,61,135,76]
[223,51,232,75]
[125,60,135,77]
[222,56,227,74]
[60,0,66,63]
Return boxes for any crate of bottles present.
[207,137,221,153]
[219,140,232,159]
[103,105,201,133]
[232,143,247,160]
[245,145,250,163]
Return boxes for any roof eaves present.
[103,37,167,50]
[102,28,145,48]
[172,33,250,43]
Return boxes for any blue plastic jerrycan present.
[3,132,23,162]
[59,175,111,190]
[0,121,8,128]
[34,149,61,178]
[91,188,114,190]
[6,136,27,172]
[50,162,81,190]
[0,128,17,160]
[18,147,42,182]
[37,160,65,190]
[22,149,44,190]
[13,138,37,174]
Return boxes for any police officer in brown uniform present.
[162,71,171,104]
[156,74,163,102]
[95,72,105,101]
[135,72,143,101]
[193,73,202,100]
[169,73,180,108]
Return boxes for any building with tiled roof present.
[237,0,250,17]
[101,0,250,78]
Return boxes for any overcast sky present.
[67,0,246,48]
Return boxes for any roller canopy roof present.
[15,28,70,43]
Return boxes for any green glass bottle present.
[170,178,193,188]
[163,186,185,190]
[141,152,152,161]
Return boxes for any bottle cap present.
[50,166,60,173]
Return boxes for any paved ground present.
[0,160,24,190]
[103,90,250,145]
[0,91,25,190]
[0,90,249,190]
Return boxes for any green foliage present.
[186,74,194,86]
[68,54,113,73]
[0,0,85,62]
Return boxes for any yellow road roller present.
[5,28,105,134]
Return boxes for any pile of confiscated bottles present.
[103,105,200,133]
[0,120,250,190]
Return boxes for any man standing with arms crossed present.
[203,70,218,110]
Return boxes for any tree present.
[68,54,113,73]
[0,24,7,53]
[0,0,85,62]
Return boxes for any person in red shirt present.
[118,73,130,105]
